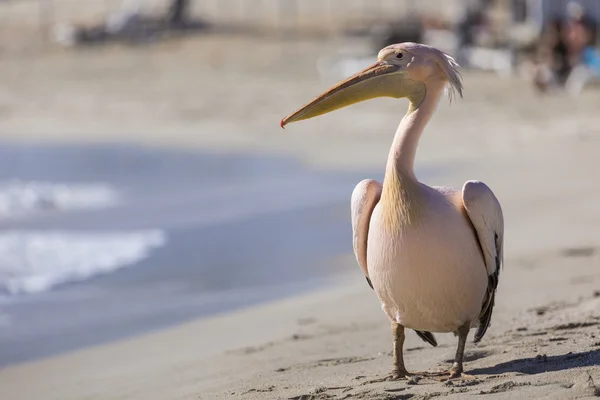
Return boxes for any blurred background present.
[0,0,599,366]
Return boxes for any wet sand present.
[0,21,600,400]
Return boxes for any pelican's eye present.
[396,52,404,59]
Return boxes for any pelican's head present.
[281,42,462,128]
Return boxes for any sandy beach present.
[1,2,600,397]
[4,140,600,399]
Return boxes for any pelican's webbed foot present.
[446,362,477,380]
[379,369,413,382]
[367,369,430,384]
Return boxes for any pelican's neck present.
[380,80,446,226]
[386,80,445,180]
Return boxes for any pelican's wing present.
[462,180,504,343]
[351,179,438,348]
[351,179,382,289]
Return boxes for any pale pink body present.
[367,185,488,333]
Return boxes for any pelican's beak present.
[281,61,404,128]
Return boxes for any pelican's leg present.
[387,323,443,380]
[446,322,476,380]
[367,322,449,383]
[368,322,411,382]
[391,322,410,377]
[363,322,411,383]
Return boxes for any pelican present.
[281,43,504,380]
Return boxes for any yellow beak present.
[280,61,404,128]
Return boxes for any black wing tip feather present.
[474,319,490,343]
[365,276,374,290]
[474,291,496,343]
[475,230,502,344]
[415,330,438,347]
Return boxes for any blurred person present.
[457,5,487,49]
[533,2,599,94]
[168,0,190,27]
[564,22,600,95]
[455,3,489,67]
[562,3,600,94]
[563,3,594,59]
[532,17,570,91]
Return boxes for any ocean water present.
[0,230,165,295]
[0,143,446,366]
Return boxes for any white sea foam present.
[0,180,119,219]
[0,230,166,295]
